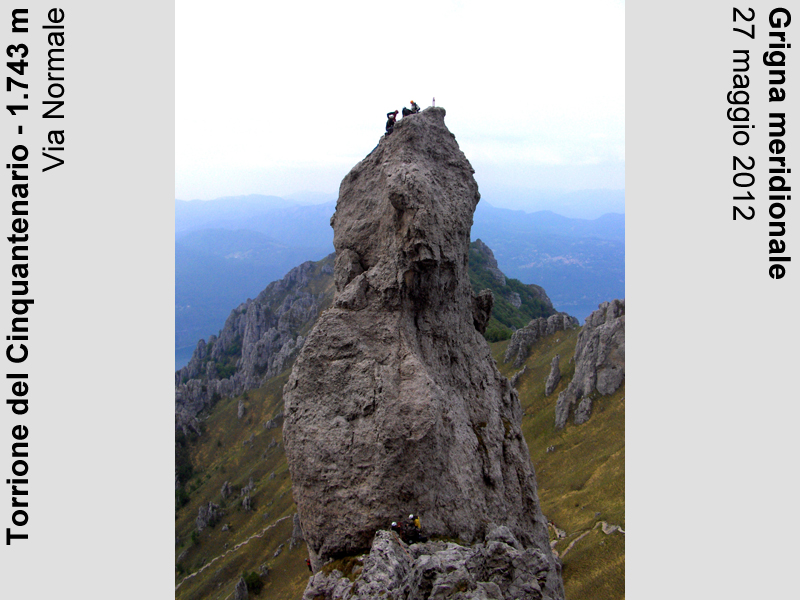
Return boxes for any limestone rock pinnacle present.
[283,108,563,598]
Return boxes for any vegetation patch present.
[242,571,264,595]
[468,242,555,341]
[321,555,363,582]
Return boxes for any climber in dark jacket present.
[406,514,420,543]
[386,110,399,135]
[402,101,421,117]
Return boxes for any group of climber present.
[385,100,421,136]
[390,513,427,544]
[302,513,425,574]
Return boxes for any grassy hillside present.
[493,332,625,600]
[175,322,624,600]
[175,372,310,600]
[467,242,556,342]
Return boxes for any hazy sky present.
[176,0,625,206]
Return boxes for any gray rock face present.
[175,256,334,434]
[303,528,563,600]
[544,355,561,397]
[220,480,232,500]
[509,366,527,388]
[283,107,561,599]
[196,501,221,531]
[290,512,306,550]
[554,299,625,429]
[234,576,248,600]
[263,412,283,431]
[503,315,579,368]
[472,289,494,335]
[240,477,255,496]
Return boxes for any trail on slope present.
[552,520,625,559]
[175,514,292,592]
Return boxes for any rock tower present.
[555,299,625,429]
[283,107,563,597]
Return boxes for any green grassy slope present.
[493,333,625,600]
[175,372,310,600]
[176,324,624,600]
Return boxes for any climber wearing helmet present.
[402,101,421,117]
[391,519,408,542]
[406,513,421,543]
[386,110,399,135]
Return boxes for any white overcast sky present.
[176,0,625,205]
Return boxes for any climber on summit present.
[385,110,399,136]
[402,101,421,117]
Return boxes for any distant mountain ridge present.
[473,202,624,241]
[175,196,624,368]
[477,188,624,219]
[176,195,336,244]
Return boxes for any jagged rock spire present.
[283,108,563,598]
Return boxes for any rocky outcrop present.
[509,366,527,388]
[240,477,255,497]
[196,501,221,531]
[220,481,232,500]
[503,315,578,368]
[175,256,335,434]
[554,299,625,429]
[472,289,494,335]
[234,576,248,600]
[473,239,506,286]
[263,412,283,431]
[283,107,562,598]
[290,512,306,550]
[303,528,562,600]
[544,355,561,396]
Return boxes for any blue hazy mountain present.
[175,195,624,369]
[477,188,625,219]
